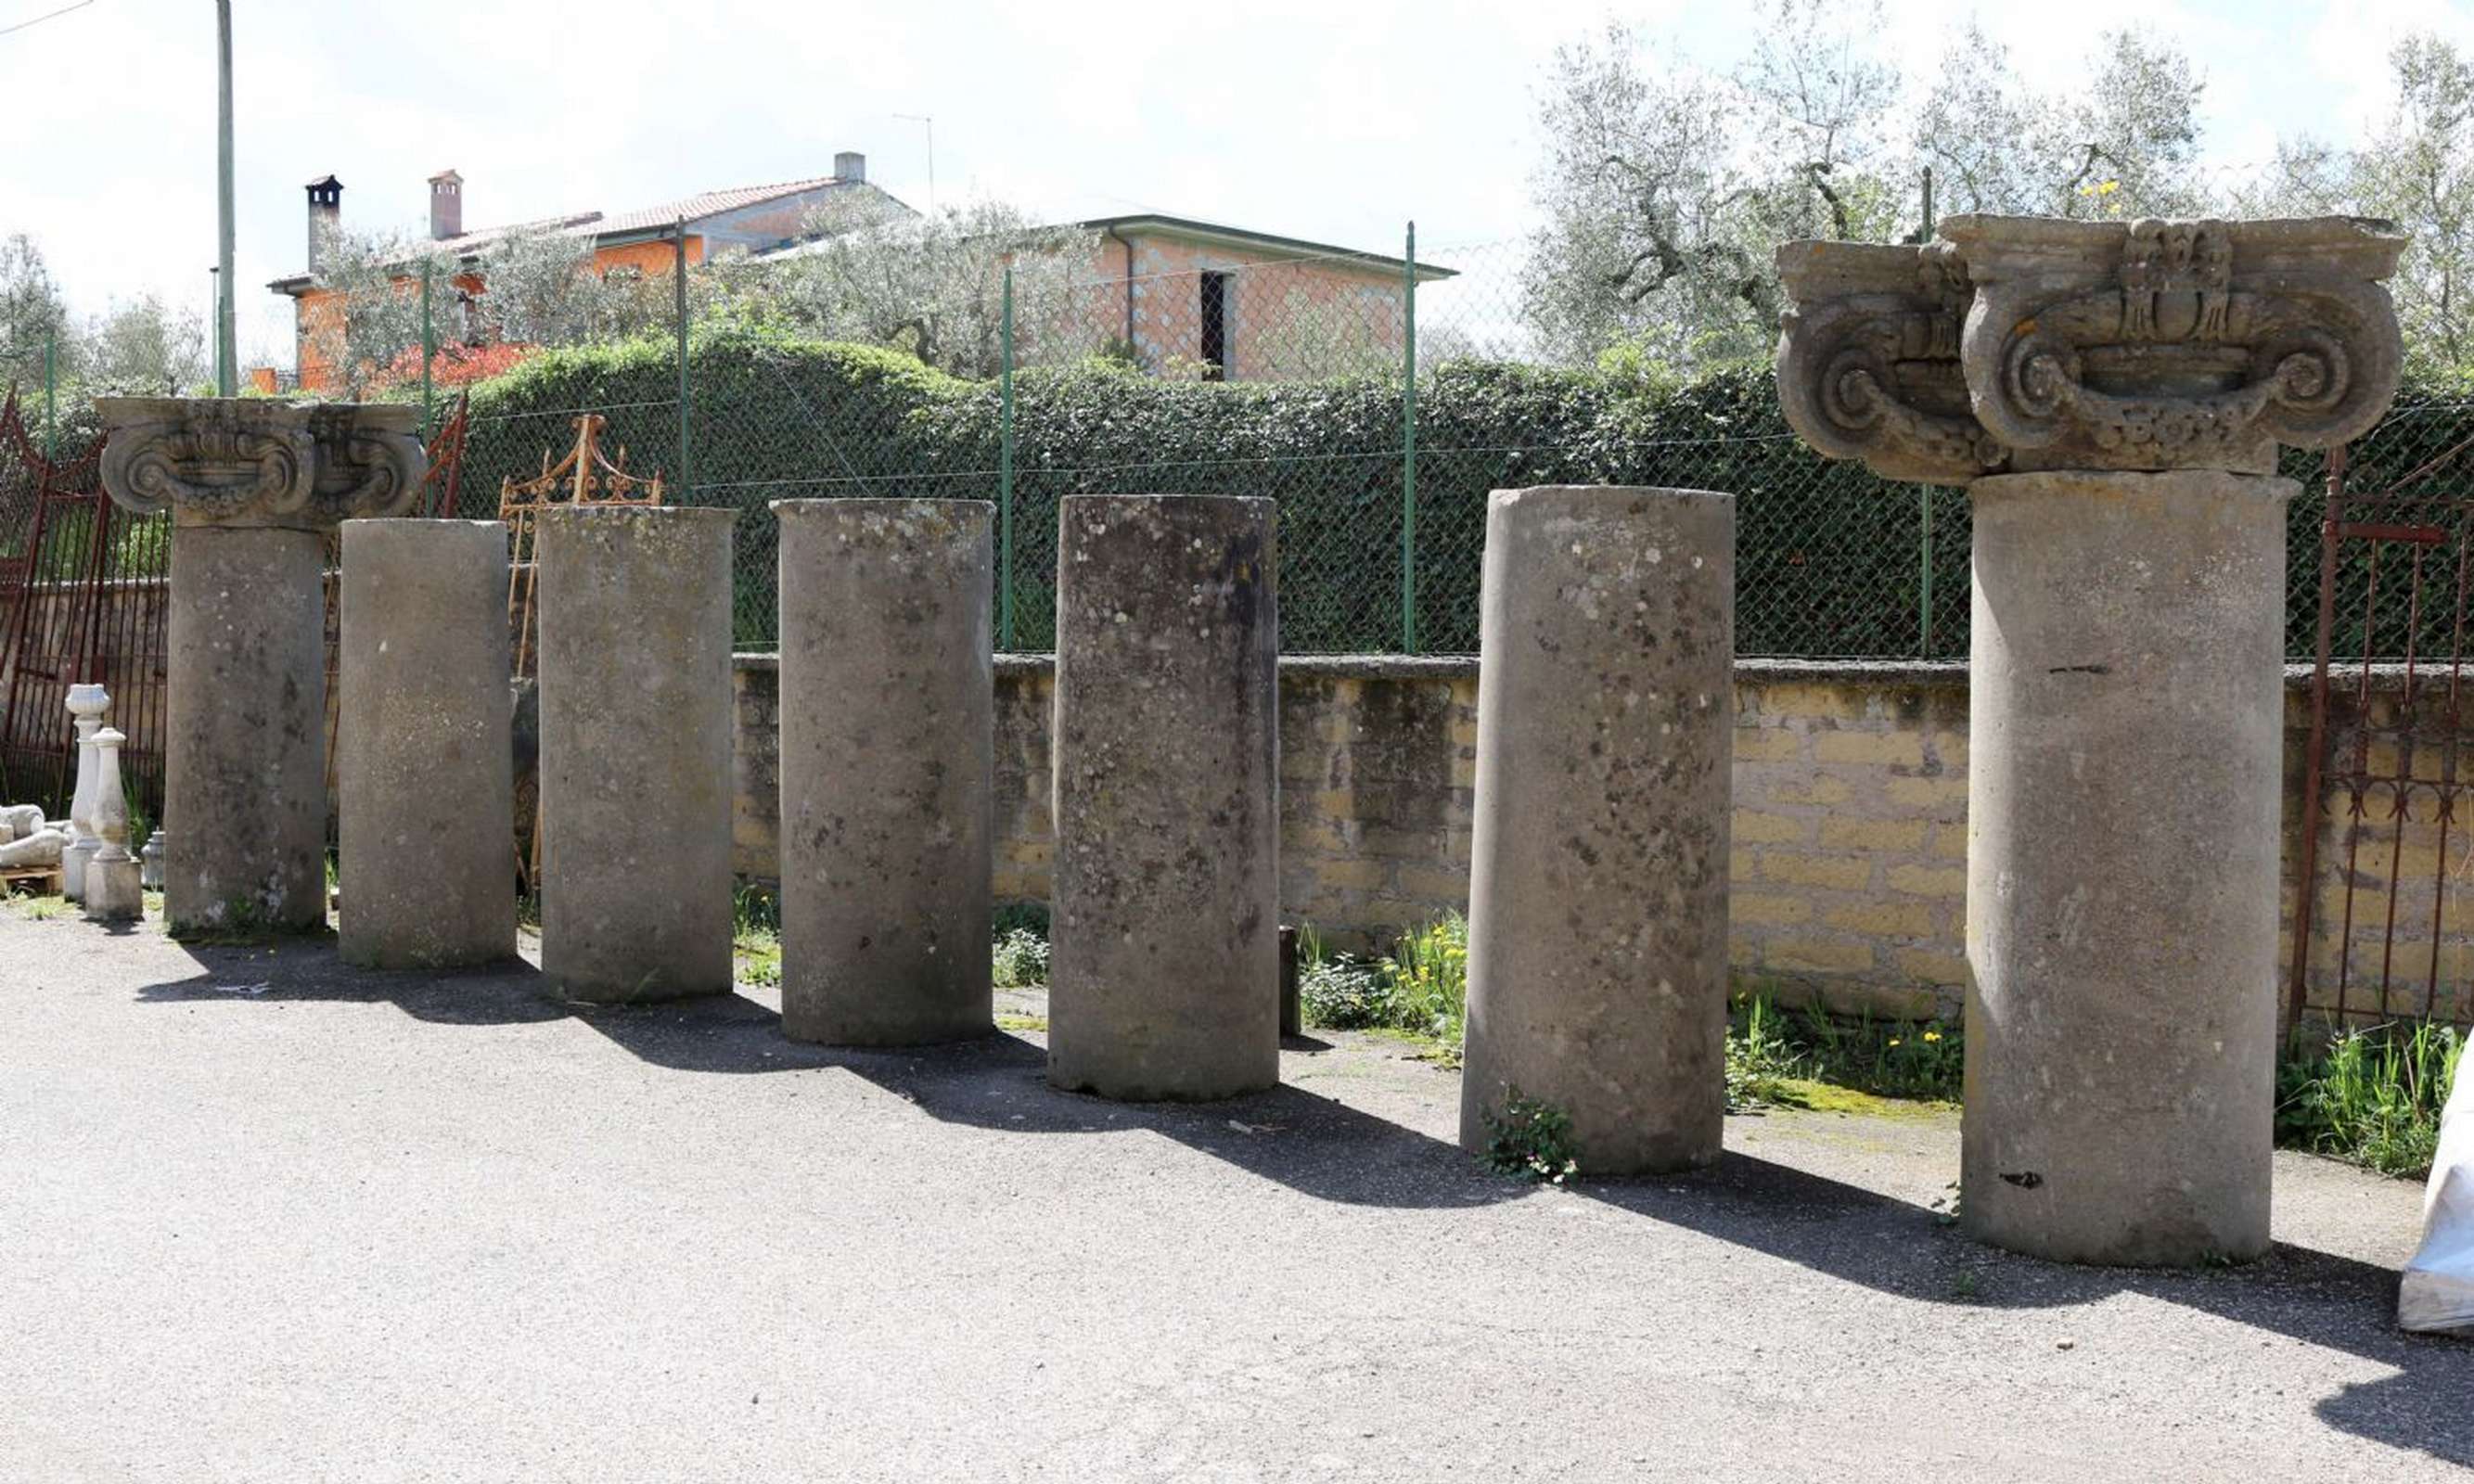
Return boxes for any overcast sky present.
[4,0,2469,367]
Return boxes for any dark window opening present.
[1199,271,1231,381]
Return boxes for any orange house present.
[273,158,1451,390]
[268,153,897,391]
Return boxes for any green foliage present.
[1297,914,1468,1053]
[993,928,1050,990]
[732,883,781,989]
[1299,953,1391,1030]
[2277,1021,2464,1179]
[1479,1086,1581,1184]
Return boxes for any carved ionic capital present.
[96,398,424,530]
[1775,239,2007,486]
[1944,213,2407,474]
[1775,214,2409,481]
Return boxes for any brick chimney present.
[834,150,865,184]
[305,174,342,276]
[429,169,464,240]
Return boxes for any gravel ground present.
[4,908,2470,1482]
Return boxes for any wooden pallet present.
[0,864,65,897]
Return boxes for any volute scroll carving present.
[1775,239,2007,487]
[96,398,426,530]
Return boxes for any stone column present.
[1776,214,2407,1264]
[1048,494,1278,1101]
[1456,486,1735,1175]
[536,505,735,1004]
[774,499,994,1045]
[83,727,142,921]
[61,684,107,902]
[167,525,328,929]
[97,398,424,937]
[338,518,517,969]
[1963,470,2287,1263]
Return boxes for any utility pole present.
[895,113,935,211]
[215,0,237,395]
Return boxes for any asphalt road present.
[4,910,2469,1481]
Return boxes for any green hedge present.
[455,325,2473,658]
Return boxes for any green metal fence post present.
[999,265,1017,652]
[674,217,691,498]
[1401,220,1418,654]
[1916,168,1937,659]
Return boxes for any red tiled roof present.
[586,175,849,237]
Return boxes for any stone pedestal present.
[62,684,107,903]
[82,727,142,922]
[1962,470,2286,1264]
[536,505,735,1003]
[1456,486,1735,1174]
[96,397,424,938]
[1048,494,1278,1101]
[775,499,994,1045]
[338,519,518,969]
[167,526,330,931]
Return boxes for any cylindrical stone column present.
[166,527,329,934]
[536,505,736,1003]
[1963,469,2287,1266]
[775,498,994,1045]
[338,519,518,969]
[1457,486,1735,1175]
[1049,494,1278,1101]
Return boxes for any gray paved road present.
[3,912,2469,1481]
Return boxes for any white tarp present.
[2399,1050,2474,1335]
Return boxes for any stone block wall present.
[728,652,2455,1026]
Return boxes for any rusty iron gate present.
[2288,430,2474,1030]
[0,392,168,822]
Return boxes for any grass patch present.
[1727,990,1962,1110]
[996,1012,1048,1033]
[2277,1020,2463,1179]
[1298,915,1468,1063]
[734,883,781,989]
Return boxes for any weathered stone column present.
[1966,469,2287,1262]
[97,399,423,936]
[1778,215,2407,1264]
[1048,494,1278,1101]
[1456,486,1734,1175]
[774,499,994,1045]
[338,518,517,969]
[536,505,735,1003]
[61,684,107,903]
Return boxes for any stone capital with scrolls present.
[1775,214,2409,485]
[96,397,424,530]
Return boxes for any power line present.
[0,0,96,39]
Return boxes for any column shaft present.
[537,506,736,1003]
[165,525,328,935]
[338,518,518,968]
[776,499,994,1045]
[1457,486,1735,1174]
[1963,469,2286,1265]
[1049,494,1278,1101]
